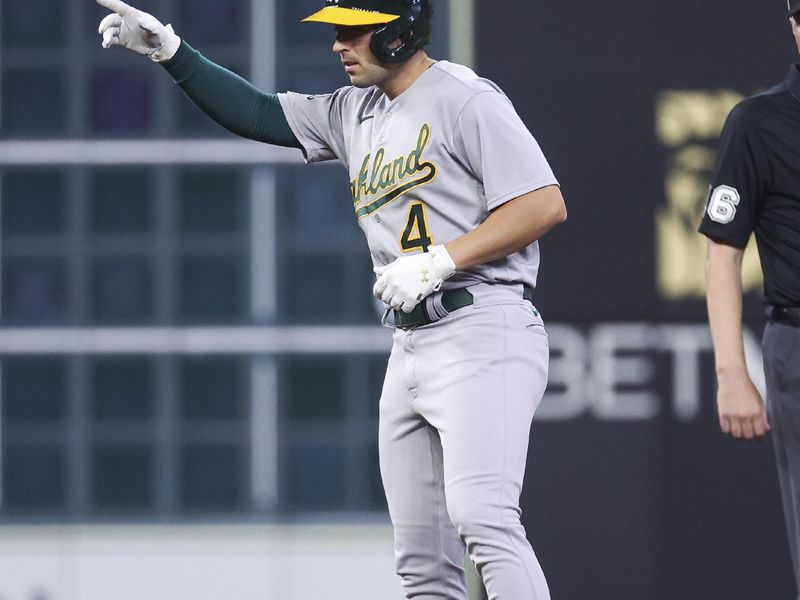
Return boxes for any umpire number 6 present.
[401,202,434,253]
[707,185,741,225]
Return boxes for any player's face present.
[333,25,396,88]
[792,14,800,54]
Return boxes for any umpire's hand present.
[716,369,770,441]
[96,0,181,62]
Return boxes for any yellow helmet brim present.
[302,6,401,26]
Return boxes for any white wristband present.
[428,244,456,285]
[149,26,181,62]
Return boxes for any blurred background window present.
[90,167,155,233]
[91,256,155,323]
[3,444,67,512]
[179,357,245,421]
[1,0,65,48]
[3,170,66,234]
[2,257,68,323]
[3,358,67,423]
[92,444,155,512]
[1,69,67,135]
[90,67,155,135]
[91,357,155,421]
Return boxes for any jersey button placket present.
[376,109,391,145]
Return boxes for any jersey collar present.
[382,60,440,107]
[785,64,800,104]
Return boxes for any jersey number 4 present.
[400,202,434,253]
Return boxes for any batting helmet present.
[303,0,433,64]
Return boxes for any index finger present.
[96,0,132,16]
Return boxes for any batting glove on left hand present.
[373,245,456,313]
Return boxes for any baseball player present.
[95,1,567,598]
[700,2,800,596]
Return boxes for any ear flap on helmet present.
[370,0,430,64]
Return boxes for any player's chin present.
[345,72,370,88]
[344,71,364,87]
[344,68,377,89]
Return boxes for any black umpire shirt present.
[699,65,800,307]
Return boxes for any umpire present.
[700,2,800,596]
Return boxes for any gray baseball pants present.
[378,283,551,600]
[763,320,800,598]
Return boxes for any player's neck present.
[380,52,436,100]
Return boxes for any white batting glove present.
[373,245,456,313]
[96,0,181,62]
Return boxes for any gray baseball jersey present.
[281,60,555,600]
[279,60,558,290]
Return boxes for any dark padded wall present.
[475,2,799,598]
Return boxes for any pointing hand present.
[96,0,181,62]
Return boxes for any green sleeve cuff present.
[160,40,201,83]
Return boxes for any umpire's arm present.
[704,237,770,441]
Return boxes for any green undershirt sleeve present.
[160,41,301,149]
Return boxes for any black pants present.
[763,321,800,598]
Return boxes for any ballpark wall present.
[476,1,799,598]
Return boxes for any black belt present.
[393,285,535,330]
[767,305,800,328]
